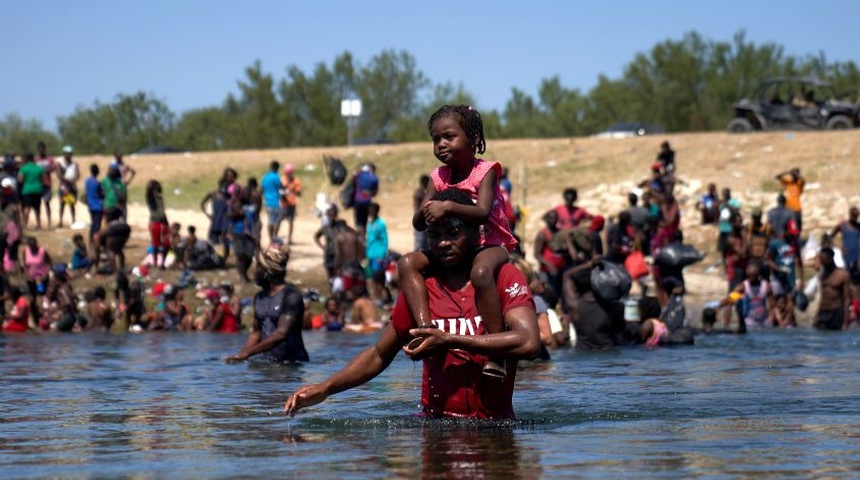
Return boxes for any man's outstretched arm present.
[285,324,403,415]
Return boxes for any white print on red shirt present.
[424,316,484,336]
[504,282,529,299]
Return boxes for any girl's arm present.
[421,170,497,223]
[435,168,497,224]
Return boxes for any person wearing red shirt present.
[205,290,238,333]
[554,188,592,230]
[285,188,540,419]
[2,287,30,333]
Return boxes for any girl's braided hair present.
[427,105,486,154]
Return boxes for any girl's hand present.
[422,200,447,224]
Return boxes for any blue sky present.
[4,0,859,131]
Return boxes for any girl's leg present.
[472,246,509,334]
[398,251,432,327]
[471,246,510,379]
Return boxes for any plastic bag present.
[801,232,820,263]
[591,260,633,302]
[794,291,810,312]
[654,243,704,267]
[660,294,686,332]
[624,250,650,279]
[324,155,348,185]
[339,180,356,209]
[549,228,592,255]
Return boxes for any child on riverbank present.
[399,105,517,379]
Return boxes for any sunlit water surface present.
[3,329,860,478]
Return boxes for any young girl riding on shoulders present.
[399,105,517,379]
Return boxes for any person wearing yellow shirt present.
[776,168,805,232]
[279,164,302,245]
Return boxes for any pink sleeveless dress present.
[430,158,517,251]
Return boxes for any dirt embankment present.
[49,130,860,320]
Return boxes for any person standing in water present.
[225,243,308,363]
[399,105,517,380]
[813,247,851,330]
[285,188,539,419]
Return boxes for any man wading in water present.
[285,188,540,419]
[226,243,308,363]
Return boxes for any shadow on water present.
[4,328,860,477]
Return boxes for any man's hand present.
[224,353,246,364]
[403,326,447,360]
[284,384,329,416]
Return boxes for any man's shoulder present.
[497,264,532,306]
[834,268,851,281]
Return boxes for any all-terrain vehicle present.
[727,77,860,132]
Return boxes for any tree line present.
[2,31,859,155]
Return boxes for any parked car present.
[134,145,186,155]
[594,122,666,139]
[727,77,860,132]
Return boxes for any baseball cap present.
[62,145,74,154]
[283,164,294,174]
[1,178,15,190]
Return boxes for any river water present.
[3,328,860,479]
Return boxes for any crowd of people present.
[0,142,395,342]
[3,103,859,420]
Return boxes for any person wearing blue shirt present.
[261,161,284,241]
[352,163,378,234]
[365,202,389,305]
[84,164,104,242]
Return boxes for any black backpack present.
[324,155,347,186]
[339,179,356,209]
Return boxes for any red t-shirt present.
[391,263,534,419]
[215,303,238,333]
[554,205,590,230]
[539,228,567,272]
[2,297,30,333]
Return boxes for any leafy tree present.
[57,92,174,154]
[501,87,543,138]
[278,52,356,146]
[233,60,286,148]
[0,113,60,155]
[170,107,232,151]
[389,81,478,143]
[354,50,430,141]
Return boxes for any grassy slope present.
[47,130,860,323]
[99,129,860,240]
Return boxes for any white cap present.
[62,145,74,154]
[1,178,15,189]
